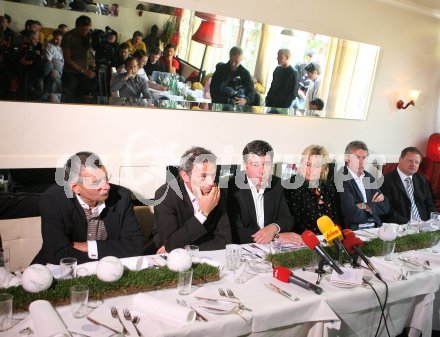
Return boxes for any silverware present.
[217,288,252,311]
[398,257,431,270]
[266,283,299,301]
[199,305,248,322]
[132,317,141,333]
[242,247,263,259]
[110,306,130,335]
[177,299,208,322]
[19,327,34,335]
[194,296,237,303]
[250,243,267,254]
[123,308,142,337]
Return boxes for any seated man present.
[227,140,293,244]
[153,146,232,253]
[43,29,64,94]
[110,57,152,99]
[381,147,436,224]
[126,31,147,55]
[144,47,165,78]
[210,46,254,107]
[32,151,146,265]
[159,43,180,74]
[335,140,389,229]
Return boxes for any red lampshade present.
[192,21,223,48]
[194,12,226,22]
[427,133,440,162]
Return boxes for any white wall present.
[1,0,439,197]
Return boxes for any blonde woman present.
[280,145,341,243]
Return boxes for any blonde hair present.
[301,145,330,181]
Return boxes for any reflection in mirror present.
[0,0,379,120]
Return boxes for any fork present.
[123,308,142,337]
[226,288,252,311]
[110,306,130,335]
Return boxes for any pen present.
[266,283,299,301]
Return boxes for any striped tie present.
[405,177,420,221]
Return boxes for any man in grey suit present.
[381,147,436,224]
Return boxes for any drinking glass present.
[177,268,193,295]
[0,249,10,272]
[60,257,77,279]
[270,238,282,254]
[225,244,242,271]
[0,293,13,331]
[184,245,199,257]
[383,241,396,261]
[430,212,440,229]
[70,285,89,318]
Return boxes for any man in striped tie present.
[381,147,437,224]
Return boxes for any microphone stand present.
[315,258,327,284]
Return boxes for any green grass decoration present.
[6,263,219,312]
[267,230,440,269]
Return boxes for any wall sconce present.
[396,90,420,109]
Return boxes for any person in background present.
[111,56,152,99]
[144,24,160,52]
[144,47,165,77]
[116,42,130,68]
[210,46,254,107]
[335,140,389,230]
[309,98,324,111]
[381,147,436,224]
[32,151,146,265]
[126,31,146,55]
[283,145,340,238]
[227,140,293,244]
[58,24,69,34]
[153,146,232,253]
[43,29,64,94]
[304,62,321,110]
[159,43,179,74]
[266,49,298,108]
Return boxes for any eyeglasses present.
[78,174,111,189]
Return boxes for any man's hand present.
[234,97,247,106]
[73,242,88,252]
[252,224,279,244]
[156,245,168,254]
[198,185,220,216]
[372,192,384,203]
[278,232,304,245]
[84,69,96,79]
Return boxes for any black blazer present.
[381,169,436,224]
[32,184,146,265]
[227,172,294,243]
[152,178,232,251]
[335,166,389,229]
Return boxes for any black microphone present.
[342,229,382,280]
[273,266,323,294]
[301,230,344,275]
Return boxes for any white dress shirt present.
[348,167,367,203]
[248,178,266,229]
[183,183,207,224]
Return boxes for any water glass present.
[383,241,396,261]
[177,268,193,295]
[431,212,440,228]
[0,293,12,331]
[429,233,440,253]
[270,238,282,254]
[0,249,10,272]
[70,285,89,318]
[60,257,77,279]
[184,245,199,257]
[225,244,242,271]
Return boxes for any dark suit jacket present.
[153,178,232,251]
[32,184,146,265]
[335,166,390,229]
[381,169,436,224]
[227,173,294,243]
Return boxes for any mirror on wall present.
[0,0,380,120]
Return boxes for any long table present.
[2,241,440,337]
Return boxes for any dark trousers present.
[61,72,92,103]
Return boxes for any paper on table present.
[329,267,364,286]
[121,256,149,271]
[29,300,70,337]
[132,293,196,327]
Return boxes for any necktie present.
[84,208,108,241]
[405,177,420,221]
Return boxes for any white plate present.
[323,275,359,288]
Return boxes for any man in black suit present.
[153,147,231,253]
[381,147,436,224]
[32,151,145,265]
[335,140,389,230]
[227,140,293,244]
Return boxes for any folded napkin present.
[132,293,196,326]
[29,300,70,337]
[367,257,403,282]
[87,303,123,334]
[0,267,21,288]
[121,256,149,271]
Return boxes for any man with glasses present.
[227,140,293,244]
[335,140,389,230]
[32,151,145,265]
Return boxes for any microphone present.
[301,230,344,275]
[273,266,323,294]
[342,229,382,280]
[317,216,352,263]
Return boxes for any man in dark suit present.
[153,147,232,253]
[335,140,389,230]
[381,147,436,224]
[227,140,293,244]
[32,151,145,265]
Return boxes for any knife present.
[250,243,268,254]
[242,247,263,259]
[266,283,299,301]
[194,296,238,303]
[398,257,431,270]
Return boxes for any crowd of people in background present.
[0,13,324,111]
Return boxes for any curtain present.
[254,24,278,89]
